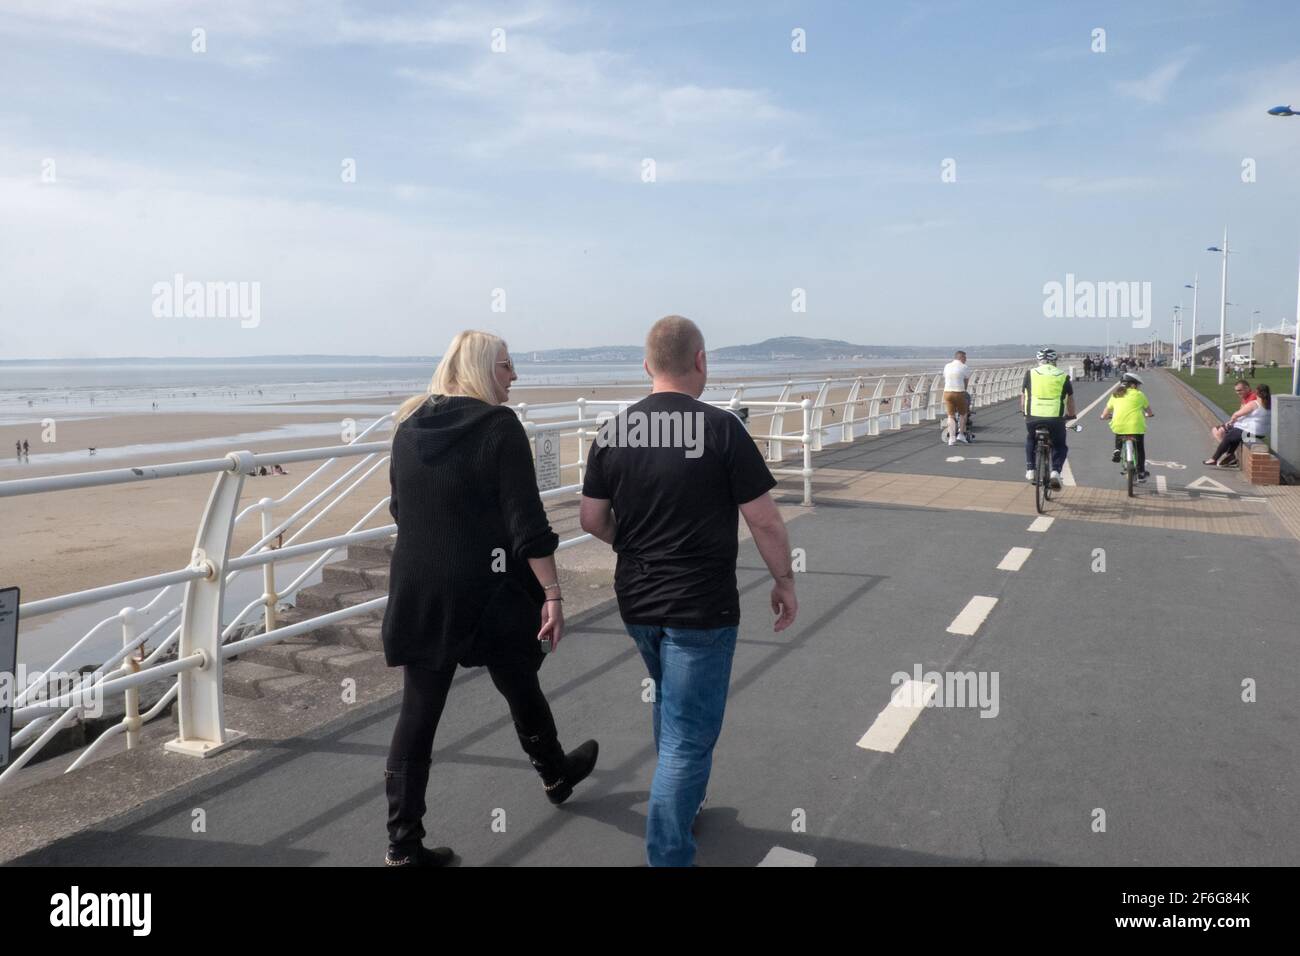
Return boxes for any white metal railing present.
[0,363,1028,786]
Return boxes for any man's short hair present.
[955,350,966,359]
[645,315,705,377]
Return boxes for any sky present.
[2,0,1300,359]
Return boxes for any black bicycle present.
[1032,418,1081,514]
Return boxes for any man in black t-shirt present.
[581,315,798,867]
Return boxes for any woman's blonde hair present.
[396,330,508,423]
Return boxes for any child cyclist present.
[1099,372,1155,482]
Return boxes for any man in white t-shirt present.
[942,350,971,445]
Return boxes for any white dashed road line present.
[1156,475,1168,493]
[1027,516,1054,532]
[758,847,818,867]
[946,595,998,636]
[997,547,1033,571]
[856,680,937,753]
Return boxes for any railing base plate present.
[164,730,247,758]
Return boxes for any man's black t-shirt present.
[581,391,777,628]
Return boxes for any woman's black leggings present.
[1113,434,1147,471]
[387,661,556,772]
[1211,426,1243,462]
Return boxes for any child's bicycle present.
[1116,434,1140,497]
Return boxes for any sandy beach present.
[0,364,944,606]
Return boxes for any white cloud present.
[1042,176,1164,194]
[396,34,800,182]
[1114,51,1195,105]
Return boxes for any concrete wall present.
[1272,394,1300,478]
[1252,332,1292,367]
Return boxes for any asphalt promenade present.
[10,370,1299,866]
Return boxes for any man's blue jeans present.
[624,623,738,867]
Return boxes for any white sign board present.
[534,433,561,492]
[0,587,18,770]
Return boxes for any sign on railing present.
[0,587,18,770]
[534,433,561,491]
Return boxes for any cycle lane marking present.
[856,679,938,753]
[997,547,1033,571]
[946,595,998,635]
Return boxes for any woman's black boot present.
[516,728,599,806]
[384,761,454,866]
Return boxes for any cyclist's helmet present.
[1036,347,1058,363]
[1121,372,1143,386]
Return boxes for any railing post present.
[120,607,141,750]
[841,377,862,442]
[890,377,908,430]
[768,381,794,461]
[164,451,251,758]
[575,397,587,485]
[868,378,885,435]
[800,398,813,506]
[809,379,831,450]
[259,498,277,634]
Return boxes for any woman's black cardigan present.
[380,396,559,670]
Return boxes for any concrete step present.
[239,633,383,678]
[223,660,320,700]
[322,558,389,591]
[342,623,385,653]
[295,583,386,614]
[347,540,395,564]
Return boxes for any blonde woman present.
[381,330,598,866]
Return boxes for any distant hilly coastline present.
[518,337,1105,363]
[3,338,1107,365]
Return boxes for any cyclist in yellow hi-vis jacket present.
[1100,372,1155,482]
[1022,347,1077,489]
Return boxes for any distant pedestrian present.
[942,349,972,445]
[580,315,798,866]
[22,440,29,459]
[14,440,20,460]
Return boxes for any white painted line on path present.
[1027,516,1054,532]
[1073,387,1113,420]
[997,547,1033,571]
[758,847,818,867]
[1156,475,1168,494]
[856,680,937,753]
[1187,475,1234,493]
[946,595,998,636]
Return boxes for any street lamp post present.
[1173,305,1183,370]
[1266,105,1300,393]
[1208,231,1230,384]
[1185,277,1199,375]
[1294,253,1300,395]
